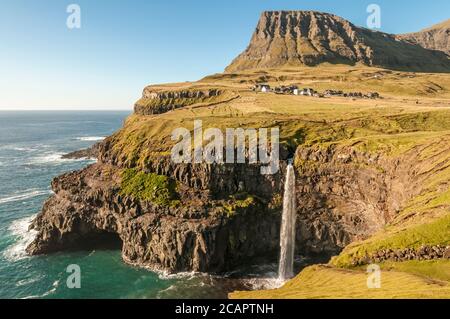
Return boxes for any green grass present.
[229,264,450,299]
[332,214,450,268]
[120,168,179,206]
[222,194,257,217]
[379,260,450,282]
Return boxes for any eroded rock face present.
[27,142,421,273]
[26,163,282,273]
[293,146,415,255]
[226,11,450,73]
[134,88,226,115]
[62,142,101,160]
[398,19,450,56]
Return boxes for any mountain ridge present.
[226,11,450,73]
[398,19,450,55]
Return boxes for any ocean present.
[0,111,307,299]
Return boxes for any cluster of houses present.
[252,84,381,99]
[252,84,318,96]
[323,90,380,99]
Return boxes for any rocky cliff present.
[226,11,450,73]
[398,19,450,55]
[134,87,235,116]
[27,139,422,273]
[27,155,285,273]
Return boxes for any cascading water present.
[278,163,297,281]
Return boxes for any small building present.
[287,85,298,94]
[300,88,315,96]
[252,84,271,93]
[273,84,298,95]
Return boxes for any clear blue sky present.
[1,0,449,110]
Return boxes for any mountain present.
[398,19,450,55]
[226,11,450,73]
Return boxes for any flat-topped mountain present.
[398,19,450,55]
[226,11,450,73]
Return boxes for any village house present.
[253,84,271,93]
[251,84,380,100]
[324,89,381,99]
[299,88,316,96]
[366,92,380,99]
[274,85,298,94]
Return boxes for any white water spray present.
[278,163,297,281]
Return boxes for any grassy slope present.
[229,264,450,299]
[111,65,450,298]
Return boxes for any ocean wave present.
[15,147,38,152]
[16,275,42,287]
[21,295,40,300]
[40,280,60,298]
[28,152,96,165]
[158,271,201,280]
[75,136,105,141]
[0,189,52,205]
[28,152,66,164]
[22,280,60,299]
[122,255,201,280]
[0,145,38,152]
[3,215,38,262]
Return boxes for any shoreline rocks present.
[62,142,101,160]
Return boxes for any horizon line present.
[0,108,133,112]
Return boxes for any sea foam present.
[0,189,52,205]
[3,215,38,262]
[28,152,96,165]
[76,136,105,141]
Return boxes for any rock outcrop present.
[398,19,450,55]
[134,87,234,115]
[62,142,101,160]
[226,11,450,73]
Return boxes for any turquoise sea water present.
[0,111,310,299]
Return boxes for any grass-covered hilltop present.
[27,11,450,299]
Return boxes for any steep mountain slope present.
[398,19,450,55]
[226,11,450,73]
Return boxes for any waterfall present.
[278,163,297,281]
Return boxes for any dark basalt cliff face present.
[27,157,284,273]
[27,138,420,273]
[226,11,450,73]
